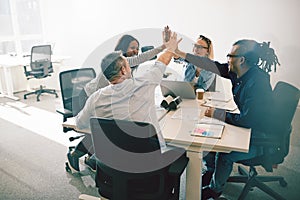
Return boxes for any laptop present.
[160,80,196,99]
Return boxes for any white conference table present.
[62,93,251,200]
[0,54,69,100]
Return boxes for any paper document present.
[171,107,202,121]
[203,100,237,111]
[207,92,232,102]
[199,116,225,125]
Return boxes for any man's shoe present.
[202,171,214,187]
[84,155,96,172]
[67,152,80,173]
[202,186,222,200]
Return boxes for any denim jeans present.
[203,145,263,193]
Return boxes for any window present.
[0,0,43,55]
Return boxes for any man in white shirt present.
[67,31,180,173]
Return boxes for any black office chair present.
[90,117,189,200]
[227,81,300,200]
[56,68,96,132]
[23,45,58,101]
[141,46,157,60]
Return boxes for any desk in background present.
[0,54,69,100]
[62,94,250,200]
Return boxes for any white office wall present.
[40,0,300,89]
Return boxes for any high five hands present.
[163,26,182,54]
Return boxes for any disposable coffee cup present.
[196,88,205,100]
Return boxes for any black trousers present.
[72,89,94,157]
[74,134,94,157]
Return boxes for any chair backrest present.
[243,81,300,171]
[271,81,300,159]
[90,117,161,172]
[59,68,96,116]
[272,81,300,135]
[30,45,52,77]
[90,117,174,200]
[141,45,157,60]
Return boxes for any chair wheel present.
[65,162,71,172]
[279,179,287,187]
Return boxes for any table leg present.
[185,151,202,200]
[1,66,20,100]
[0,67,4,96]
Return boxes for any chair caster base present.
[65,162,71,172]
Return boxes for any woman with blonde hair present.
[182,35,216,91]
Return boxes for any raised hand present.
[164,26,170,42]
[165,32,182,53]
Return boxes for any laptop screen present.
[160,80,196,99]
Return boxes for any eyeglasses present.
[193,44,208,50]
[226,54,243,58]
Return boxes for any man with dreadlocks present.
[174,39,280,199]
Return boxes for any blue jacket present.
[175,57,215,90]
[184,62,216,91]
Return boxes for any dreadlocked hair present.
[234,39,280,73]
[258,42,280,73]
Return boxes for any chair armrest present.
[251,126,292,147]
[23,65,31,77]
[56,108,72,115]
[57,109,75,133]
[251,137,281,146]
[56,108,73,122]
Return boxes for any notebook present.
[191,123,224,139]
[160,80,196,99]
[191,117,225,139]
